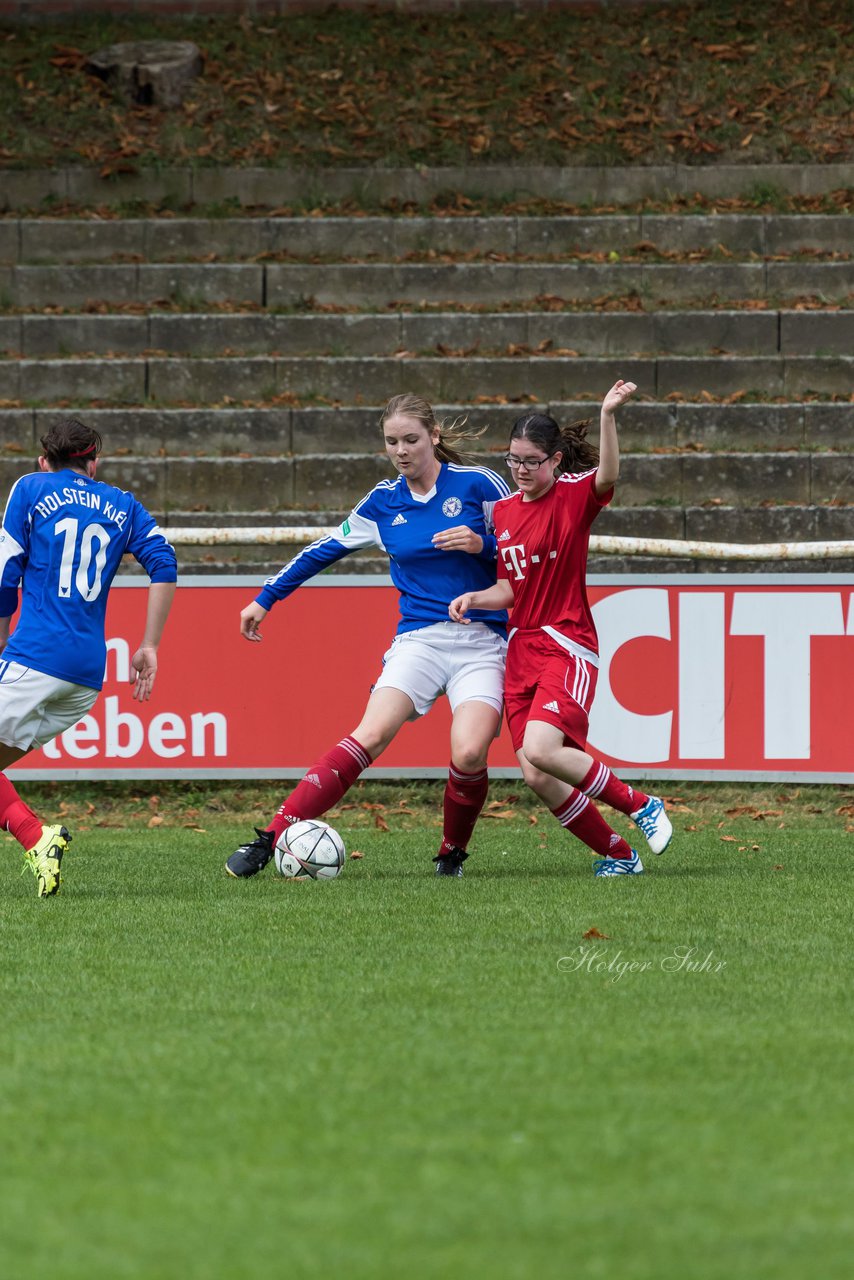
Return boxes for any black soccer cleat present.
[225,828,275,878]
[433,847,469,877]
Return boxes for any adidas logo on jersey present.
[497,529,511,540]
[542,700,560,713]
[391,514,407,526]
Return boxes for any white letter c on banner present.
[587,589,673,763]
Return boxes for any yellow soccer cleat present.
[22,825,71,898]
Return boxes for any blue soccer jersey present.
[0,469,177,690]
[257,462,511,635]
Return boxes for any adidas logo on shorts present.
[391,514,407,526]
[542,700,560,713]
[305,773,323,789]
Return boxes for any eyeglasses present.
[504,454,551,473]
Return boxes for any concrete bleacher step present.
[3,401,849,454]
[3,259,852,308]
[2,214,851,263]
[0,352,850,402]
[1,450,849,521]
[2,309,853,357]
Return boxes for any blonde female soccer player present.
[226,394,510,879]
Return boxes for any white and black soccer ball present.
[275,819,346,880]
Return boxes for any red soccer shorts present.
[504,629,599,753]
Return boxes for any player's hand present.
[432,525,483,555]
[131,645,158,702]
[449,593,474,623]
[601,379,637,415]
[240,601,268,642]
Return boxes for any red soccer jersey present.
[494,469,611,655]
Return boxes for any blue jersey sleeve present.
[124,499,178,583]
[0,477,31,617]
[479,532,497,563]
[256,499,384,611]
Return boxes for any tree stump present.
[86,40,203,109]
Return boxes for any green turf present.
[1,795,852,1280]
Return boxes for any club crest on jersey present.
[442,497,462,518]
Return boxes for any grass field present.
[1,783,852,1279]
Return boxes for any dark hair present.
[509,412,599,475]
[40,417,102,469]
[381,393,486,466]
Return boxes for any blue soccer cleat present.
[631,795,672,855]
[593,849,644,877]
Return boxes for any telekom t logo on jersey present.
[501,544,527,580]
[501,543,557,580]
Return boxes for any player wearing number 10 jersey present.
[0,418,177,896]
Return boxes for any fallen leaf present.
[582,927,611,940]
[349,850,364,859]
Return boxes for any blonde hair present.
[381,393,486,465]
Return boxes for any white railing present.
[166,527,854,561]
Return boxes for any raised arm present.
[595,379,637,497]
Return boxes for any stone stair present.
[0,205,851,575]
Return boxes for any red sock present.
[579,761,648,818]
[0,773,43,851]
[438,762,489,857]
[267,736,372,842]
[551,790,634,859]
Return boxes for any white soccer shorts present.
[0,661,99,752]
[373,620,507,719]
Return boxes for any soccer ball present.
[274,819,346,880]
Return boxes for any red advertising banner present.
[10,575,854,783]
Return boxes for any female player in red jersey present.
[449,380,673,876]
